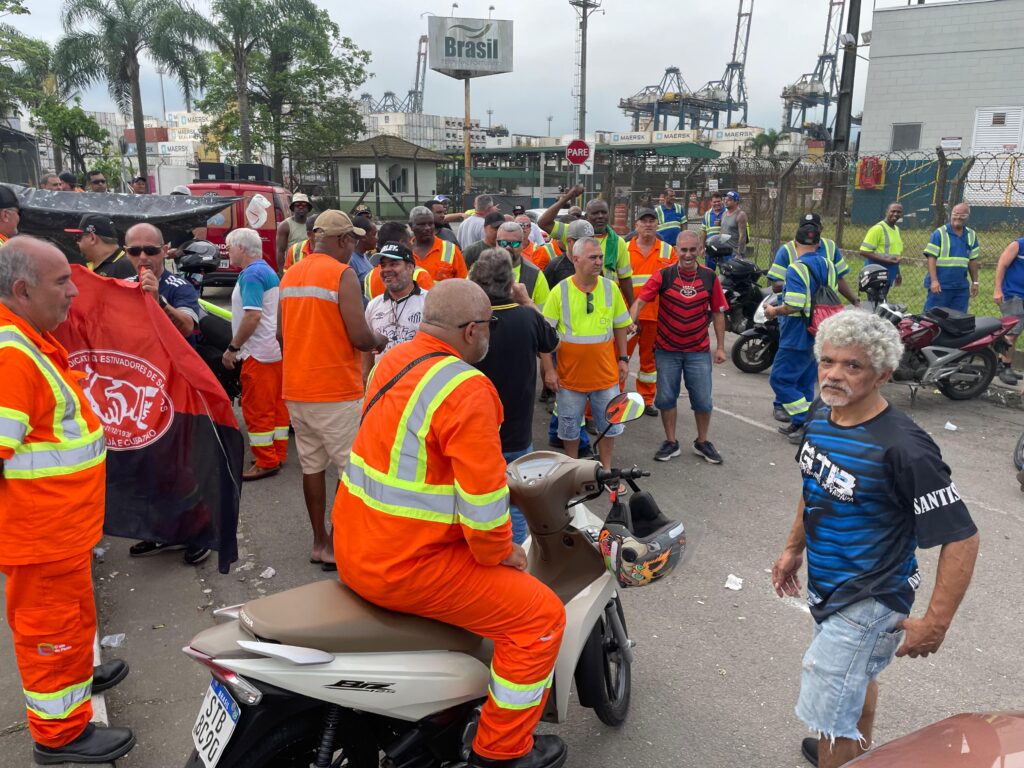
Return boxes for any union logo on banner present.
[69,349,174,450]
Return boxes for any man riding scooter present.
[333,279,568,768]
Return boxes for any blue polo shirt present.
[923,224,979,291]
[1003,237,1024,301]
[767,239,848,284]
[656,203,684,246]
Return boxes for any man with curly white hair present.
[772,310,979,768]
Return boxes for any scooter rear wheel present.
[731,334,776,374]
[573,598,631,726]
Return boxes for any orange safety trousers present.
[0,551,95,748]
[627,320,659,405]
[343,550,565,761]
[240,357,289,467]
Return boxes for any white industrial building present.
[859,0,1024,156]
[360,111,488,152]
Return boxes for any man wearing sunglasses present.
[64,214,136,279]
[494,221,550,307]
[123,223,201,344]
[84,170,108,193]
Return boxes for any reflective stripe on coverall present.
[334,333,565,761]
[240,357,288,467]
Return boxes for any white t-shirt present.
[230,260,282,363]
[365,287,427,357]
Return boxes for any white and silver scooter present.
[182,393,679,768]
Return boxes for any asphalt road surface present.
[2,326,1022,768]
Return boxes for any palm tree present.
[180,0,281,165]
[57,0,199,178]
[747,128,791,157]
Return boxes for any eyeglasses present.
[457,316,500,329]
[126,245,162,257]
[585,292,594,314]
[497,239,522,249]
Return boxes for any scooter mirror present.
[604,392,646,426]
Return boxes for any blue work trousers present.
[768,347,817,426]
[924,288,969,314]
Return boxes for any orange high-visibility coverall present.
[240,358,288,467]
[0,304,107,748]
[335,332,565,761]
[627,238,675,405]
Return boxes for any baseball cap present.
[170,185,191,196]
[0,185,19,211]
[483,211,506,228]
[565,219,595,241]
[64,214,117,239]
[377,242,414,263]
[726,190,741,202]
[795,212,822,245]
[313,209,365,237]
[512,204,525,215]
[353,203,371,214]
[431,195,449,204]
[290,193,311,209]
[132,176,147,184]
[635,207,657,221]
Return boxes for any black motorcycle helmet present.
[858,264,890,300]
[599,492,685,588]
[177,239,221,274]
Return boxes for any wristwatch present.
[617,356,629,363]
[227,344,241,353]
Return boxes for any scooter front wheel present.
[573,597,631,726]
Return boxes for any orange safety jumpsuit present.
[363,264,435,300]
[412,237,468,282]
[0,304,107,748]
[282,238,312,271]
[334,333,565,761]
[627,238,675,405]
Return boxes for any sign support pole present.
[463,77,472,200]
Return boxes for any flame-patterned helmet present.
[598,492,685,588]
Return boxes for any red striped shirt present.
[638,266,729,353]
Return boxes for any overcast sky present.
[10,0,911,136]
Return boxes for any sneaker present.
[643,404,659,417]
[693,440,723,464]
[128,541,184,557]
[801,737,818,766]
[773,405,791,423]
[778,422,803,436]
[654,440,681,461]
[787,425,806,445]
[183,547,211,565]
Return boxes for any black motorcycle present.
[731,292,780,374]
[176,240,242,401]
[718,257,770,335]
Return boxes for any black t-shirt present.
[798,403,977,622]
[94,250,137,279]
[474,302,559,453]
[543,254,575,289]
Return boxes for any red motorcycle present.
[860,266,1015,401]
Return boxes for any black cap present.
[0,185,19,211]
[378,241,414,263]
[64,214,118,239]
[795,212,822,245]
[799,212,822,230]
[484,211,506,228]
[635,207,657,221]
[512,204,525,215]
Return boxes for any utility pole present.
[832,0,861,153]
[547,115,553,136]
[569,0,602,141]
[487,108,493,129]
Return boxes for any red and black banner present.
[54,266,242,573]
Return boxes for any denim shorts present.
[796,597,907,742]
[999,296,1024,335]
[556,385,624,441]
[653,350,713,413]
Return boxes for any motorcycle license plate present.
[192,679,240,768]
[219,259,230,269]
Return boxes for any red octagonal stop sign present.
[566,140,591,165]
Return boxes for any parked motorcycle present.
[731,292,780,374]
[859,265,1015,401]
[176,240,241,401]
[181,392,686,768]
[718,257,770,335]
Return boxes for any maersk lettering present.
[444,37,499,59]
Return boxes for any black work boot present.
[33,723,136,765]
[92,659,129,693]
[469,734,567,768]
[801,736,819,766]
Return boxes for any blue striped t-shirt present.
[798,404,977,623]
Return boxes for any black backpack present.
[657,263,716,299]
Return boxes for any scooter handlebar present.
[596,466,650,483]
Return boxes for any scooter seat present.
[238,579,484,655]
[932,316,1004,348]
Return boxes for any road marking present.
[714,405,778,435]
[962,496,1024,525]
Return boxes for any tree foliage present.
[31,97,110,174]
[748,128,791,157]
[196,0,368,182]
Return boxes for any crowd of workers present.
[0,171,1011,766]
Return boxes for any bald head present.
[124,222,169,277]
[125,223,164,245]
[950,202,970,231]
[421,279,493,363]
[0,235,77,333]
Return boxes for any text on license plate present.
[219,259,230,269]
[192,679,240,768]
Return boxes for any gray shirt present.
[458,214,487,249]
[720,208,744,255]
